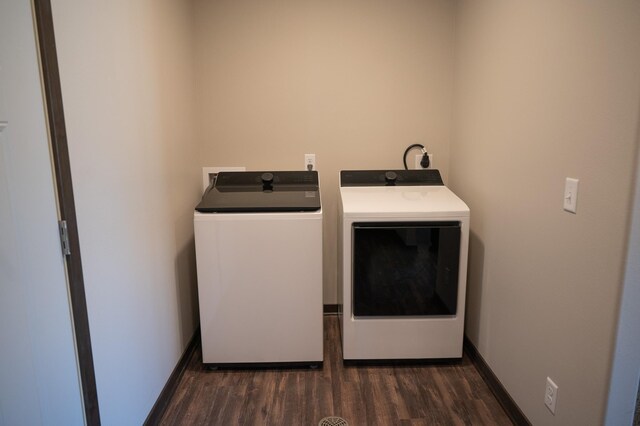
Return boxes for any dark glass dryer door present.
[352,222,461,317]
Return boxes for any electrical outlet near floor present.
[544,377,558,414]
[414,153,434,169]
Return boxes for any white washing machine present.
[194,171,323,367]
[338,170,469,361]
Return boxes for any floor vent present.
[318,416,348,426]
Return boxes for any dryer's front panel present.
[340,215,469,361]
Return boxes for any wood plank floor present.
[158,316,513,425]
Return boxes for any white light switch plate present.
[564,178,579,213]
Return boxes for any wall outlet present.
[414,153,434,169]
[305,154,316,171]
[544,377,558,414]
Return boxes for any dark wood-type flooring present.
[158,316,512,425]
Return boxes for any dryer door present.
[352,221,461,317]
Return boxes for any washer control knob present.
[261,172,274,184]
[384,171,398,183]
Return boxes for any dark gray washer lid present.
[196,171,321,213]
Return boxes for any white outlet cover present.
[545,377,558,414]
[304,154,316,171]
[414,153,434,169]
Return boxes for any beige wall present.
[452,1,640,424]
[46,1,640,423]
[51,0,200,423]
[193,0,456,303]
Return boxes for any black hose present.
[403,144,425,170]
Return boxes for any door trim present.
[32,1,101,424]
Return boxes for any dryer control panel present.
[340,169,443,187]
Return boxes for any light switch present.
[564,178,579,213]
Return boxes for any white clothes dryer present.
[338,170,469,361]
[194,171,323,368]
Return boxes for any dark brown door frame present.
[32,1,101,424]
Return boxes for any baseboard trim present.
[144,328,200,425]
[463,336,530,426]
[323,304,339,314]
